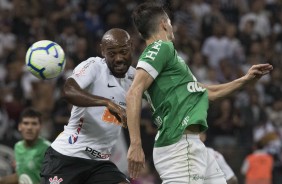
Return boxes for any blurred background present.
[0,0,282,183]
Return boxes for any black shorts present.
[40,147,130,184]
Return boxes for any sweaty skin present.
[101,29,132,78]
[63,28,133,128]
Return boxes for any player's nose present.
[114,54,124,62]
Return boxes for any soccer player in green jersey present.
[126,2,273,184]
[0,108,50,184]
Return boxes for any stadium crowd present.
[0,0,282,183]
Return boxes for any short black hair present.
[132,2,167,40]
[19,108,42,123]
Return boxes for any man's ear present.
[100,44,105,57]
[160,18,168,31]
[129,41,134,52]
[18,123,22,132]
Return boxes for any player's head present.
[132,2,174,41]
[101,28,132,78]
[18,108,42,143]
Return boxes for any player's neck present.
[24,138,38,148]
[146,31,170,46]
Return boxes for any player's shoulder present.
[14,140,24,150]
[38,137,51,147]
[141,40,174,61]
[125,66,135,82]
[127,66,136,75]
[73,57,106,74]
[206,147,215,153]
[78,57,105,67]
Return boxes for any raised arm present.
[201,64,273,102]
[62,78,127,126]
[126,68,154,179]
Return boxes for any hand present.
[107,101,127,128]
[244,64,273,83]
[127,144,145,179]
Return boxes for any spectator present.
[0,108,50,184]
[200,132,238,184]
[201,23,230,69]
[241,141,274,184]
[239,0,271,38]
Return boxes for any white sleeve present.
[207,147,236,180]
[69,57,99,89]
[213,150,235,180]
[241,158,249,175]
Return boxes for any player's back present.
[138,40,208,147]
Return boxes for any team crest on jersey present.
[49,176,63,184]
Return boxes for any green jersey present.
[137,40,209,147]
[14,137,50,184]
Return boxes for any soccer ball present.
[25,40,66,80]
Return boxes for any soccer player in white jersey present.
[200,133,238,184]
[40,28,134,184]
[126,2,273,184]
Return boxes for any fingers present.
[128,158,145,179]
[253,70,270,76]
[117,107,127,127]
[249,63,273,77]
[127,146,145,179]
[108,103,127,126]
[130,162,143,178]
[252,64,273,71]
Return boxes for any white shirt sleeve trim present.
[137,61,159,79]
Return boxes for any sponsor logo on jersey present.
[119,102,126,106]
[68,118,84,144]
[109,97,126,108]
[85,147,111,159]
[74,60,92,76]
[187,82,205,92]
[181,116,190,126]
[49,176,63,184]
[102,108,122,126]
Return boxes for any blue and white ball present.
[25,40,66,80]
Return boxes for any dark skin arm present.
[62,78,127,127]
[227,176,238,184]
[0,173,18,184]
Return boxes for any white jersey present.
[207,147,235,180]
[52,57,135,160]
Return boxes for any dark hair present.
[19,108,42,123]
[132,2,167,40]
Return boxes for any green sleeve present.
[138,41,174,77]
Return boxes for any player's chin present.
[23,134,37,141]
[114,67,129,76]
